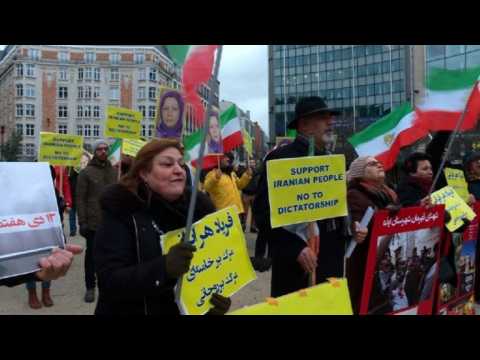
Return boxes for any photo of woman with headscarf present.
[207,111,223,154]
[156,89,185,140]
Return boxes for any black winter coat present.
[252,136,347,297]
[94,183,215,315]
[396,177,427,207]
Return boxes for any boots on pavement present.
[41,288,54,307]
[28,289,42,309]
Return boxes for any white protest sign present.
[0,162,65,280]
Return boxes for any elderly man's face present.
[299,113,335,148]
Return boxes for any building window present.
[16,104,24,116]
[85,67,93,80]
[78,68,84,81]
[25,104,35,117]
[16,64,24,77]
[93,125,100,137]
[93,105,100,118]
[77,125,83,136]
[85,86,92,99]
[148,87,156,100]
[85,52,96,63]
[138,68,146,81]
[149,68,157,81]
[110,87,120,100]
[148,105,156,118]
[58,105,68,118]
[59,67,68,81]
[77,105,83,117]
[110,68,119,81]
[58,86,68,99]
[110,53,120,64]
[58,51,69,63]
[78,86,84,99]
[16,123,23,135]
[84,124,91,137]
[141,124,146,137]
[16,84,23,97]
[58,124,68,134]
[94,68,101,81]
[25,85,35,98]
[84,105,92,118]
[148,124,154,137]
[138,105,146,118]
[138,87,146,99]
[135,53,145,64]
[94,87,100,98]
[26,124,35,136]
[25,144,35,156]
[28,49,40,60]
[26,64,35,77]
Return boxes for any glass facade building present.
[268,45,413,154]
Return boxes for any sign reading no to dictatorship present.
[38,132,84,167]
[104,106,142,139]
[267,155,347,228]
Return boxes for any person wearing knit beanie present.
[347,157,371,182]
[93,139,109,152]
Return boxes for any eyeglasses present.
[157,156,186,168]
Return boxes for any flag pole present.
[428,106,469,195]
[183,45,223,245]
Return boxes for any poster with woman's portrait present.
[206,110,223,155]
[436,202,479,315]
[156,87,185,140]
[360,206,445,315]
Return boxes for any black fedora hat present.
[287,96,341,129]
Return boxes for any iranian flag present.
[166,45,218,125]
[184,104,243,169]
[416,66,480,131]
[348,103,428,170]
[108,139,122,166]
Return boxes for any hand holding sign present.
[297,247,317,273]
[36,244,83,281]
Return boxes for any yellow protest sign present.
[122,139,147,157]
[38,132,84,167]
[431,186,476,232]
[243,130,253,157]
[444,168,469,202]
[267,155,347,228]
[104,106,142,139]
[229,278,352,315]
[161,206,256,315]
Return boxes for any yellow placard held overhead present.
[161,206,256,315]
[444,168,469,202]
[267,155,348,228]
[104,106,142,139]
[229,278,352,315]
[122,139,147,158]
[243,130,253,157]
[38,132,84,167]
[431,186,476,232]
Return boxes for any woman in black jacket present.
[94,139,231,315]
[397,152,434,207]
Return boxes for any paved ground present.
[0,222,271,315]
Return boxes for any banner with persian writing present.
[0,162,65,280]
[360,206,445,315]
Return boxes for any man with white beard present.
[253,97,349,297]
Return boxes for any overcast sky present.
[0,45,269,134]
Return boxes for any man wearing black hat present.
[252,96,348,297]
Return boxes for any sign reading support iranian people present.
[431,186,476,232]
[122,139,147,157]
[229,278,352,315]
[38,132,83,167]
[444,168,469,202]
[0,163,65,280]
[104,106,142,139]
[266,155,347,228]
[161,206,256,315]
